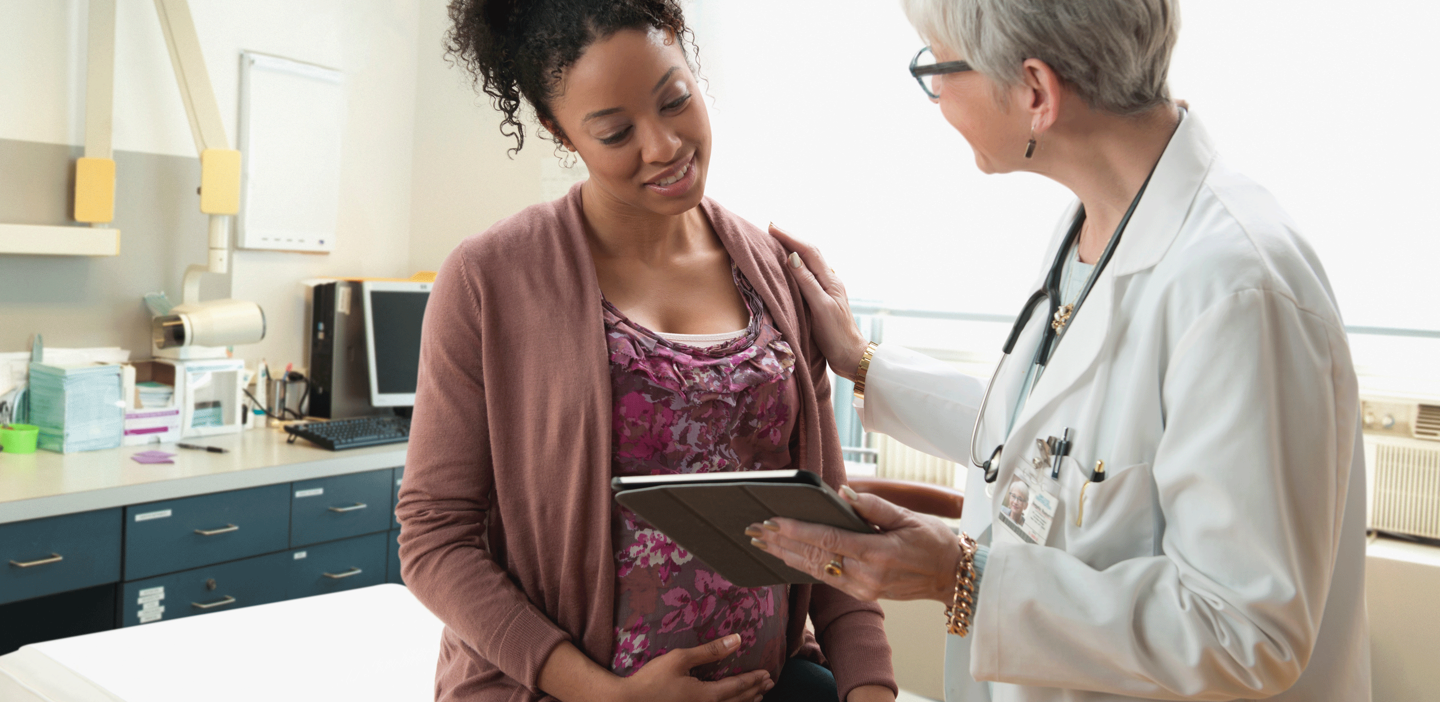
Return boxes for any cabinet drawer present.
[288,532,385,599]
[291,470,392,547]
[120,551,289,627]
[392,466,404,529]
[386,529,403,585]
[0,509,121,606]
[124,484,290,581]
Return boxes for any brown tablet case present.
[613,480,871,587]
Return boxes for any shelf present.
[0,223,121,257]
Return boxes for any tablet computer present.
[611,470,872,587]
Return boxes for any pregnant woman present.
[395,2,896,701]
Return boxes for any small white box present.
[121,361,181,446]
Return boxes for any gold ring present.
[824,556,844,577]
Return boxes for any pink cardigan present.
[397,184,895,701]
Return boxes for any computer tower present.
[305,281,375,419]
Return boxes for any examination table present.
[0,584,443,701]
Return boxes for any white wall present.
[407,0,552,275]
[0,0,422,371]
[690,0,1440,385]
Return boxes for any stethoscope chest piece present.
[982,444,1003,484]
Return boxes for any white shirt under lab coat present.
[858,112,1371,701]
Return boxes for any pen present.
[178,443,228,454]
[1076,459,1105,526]
[1051,427,1073,480]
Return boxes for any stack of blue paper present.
[28,363,124,453]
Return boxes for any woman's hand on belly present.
[619,634,774,702]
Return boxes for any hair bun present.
[482,0,517,32]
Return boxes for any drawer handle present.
[327,503,368,513]
[323,567,363,580]
[194,524,240,536]
[9,553,64,568]
[191,595,237,610]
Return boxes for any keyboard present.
[285,415,410,451]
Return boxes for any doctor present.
[749,0,1372,699]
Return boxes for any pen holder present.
[267,378,288,426]
[0,423,40,454]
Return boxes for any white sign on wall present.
[236,52,344,253]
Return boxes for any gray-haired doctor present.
[751,0,1372,700]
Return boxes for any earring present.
[560,149,578,169]
[1024,132,1037,159]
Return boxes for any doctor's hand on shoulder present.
[769,224,873,384]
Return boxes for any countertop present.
[0,428,407,524]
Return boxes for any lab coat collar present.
[1005,110,1217,445]
[1110,109,1218,278]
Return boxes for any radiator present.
[1368,437,1440,540]
[874,433,958,487]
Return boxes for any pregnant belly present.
[611,528,789,681]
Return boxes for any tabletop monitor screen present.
[361,282,430,407]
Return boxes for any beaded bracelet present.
[945,532,979,637]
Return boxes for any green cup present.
[0,423,39,454]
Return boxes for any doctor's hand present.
[747,486,962,603]
[768,224,871,382]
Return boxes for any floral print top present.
[604,265,798,682]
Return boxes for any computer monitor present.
[360,281,431,408]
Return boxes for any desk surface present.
[0,584,443,702]
[0,428,407,524]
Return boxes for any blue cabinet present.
[4,460,407,644]
[386,529,403,585]
[0,509,121,606]
[392,466,404,529]
[120,551,290,627]
[123,484,291,581]
[287,532,386,599]
[290,470,392,547]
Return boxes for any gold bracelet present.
[852,342,879,400]
[945,532,979,637]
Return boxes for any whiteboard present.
[236,52,344,253]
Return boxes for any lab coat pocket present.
[1064,462,1156,569]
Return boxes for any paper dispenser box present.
[121,361,181,446]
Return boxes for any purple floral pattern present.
[605,266,795,682]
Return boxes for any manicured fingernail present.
[841,485,859,502]
[750,537,769,550]
[744,526,764,538]
[788,252,802,269]
[725,634,740,647]
[762,520,781,532]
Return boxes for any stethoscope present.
[969,170,1156,484]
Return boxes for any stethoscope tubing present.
[967,170,1158,478]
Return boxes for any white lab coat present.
[858,112,1371,701]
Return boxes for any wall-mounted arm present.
[153,0,242,300]
[74,0,117,225]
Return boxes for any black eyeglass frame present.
[909,46,972,99]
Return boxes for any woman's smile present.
[644,153,698,197]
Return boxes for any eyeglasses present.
[909,46,972,99]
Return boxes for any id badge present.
[995,463,1061,546]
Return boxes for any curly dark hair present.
[446,0,698,156]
